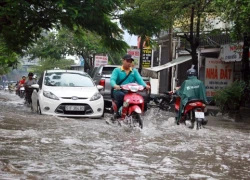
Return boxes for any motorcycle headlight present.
[43,91,59,100]
[90,92,102,101]
[128,85,139,92]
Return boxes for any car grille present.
[61,97,88,100]
[55,103,93,115]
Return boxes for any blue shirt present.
[110,66,147,87]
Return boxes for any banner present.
[142,48,152,68]
[94,55,108,67]
[205,58,233,97]
[127,49,140,68]
[219,42,250,62]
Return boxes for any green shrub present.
[213,80,246,113]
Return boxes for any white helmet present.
[33,75,37,79]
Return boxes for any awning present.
[144,55,191,72]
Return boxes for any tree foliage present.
[120,0,167,71]
[214,0,250,83]
[0,37,18,75]
[31,58,75,76]
[121,0,216,71]
[26,28,128,71]
[0,0,128,63]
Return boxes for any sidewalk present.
[206,105,250,122]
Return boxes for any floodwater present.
[0,91,250,180]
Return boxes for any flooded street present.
[0,91,250,180]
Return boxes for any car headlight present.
[43,91,59,100]
[90,92,102,101]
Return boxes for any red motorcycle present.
[175,95,207,129]
[111,83,144,129]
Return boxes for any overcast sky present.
[123,30,137,47]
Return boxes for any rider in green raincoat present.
[176,68,207,124]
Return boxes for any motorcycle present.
[110,83,144,129]
[174,95,207,129]
[19,86,25,98]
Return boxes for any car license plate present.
[195,112,204,118]
[65,105,85,111]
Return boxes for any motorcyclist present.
[175,66,207,125]
[110,54,150,121]
[16,75,26,95]
[24,72,37,104]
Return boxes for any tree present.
[26,28,128,71]
[121,0,217,73]
[0,37,18,75]
[215,0,250,83]
[30,58,74,76]
[0,0,128,64]
[120,0,167,72]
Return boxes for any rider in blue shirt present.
[110,54,150,119]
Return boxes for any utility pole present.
[168,28,173,91]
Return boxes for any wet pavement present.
[0,91,250,180]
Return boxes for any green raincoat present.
[176,76,207,123]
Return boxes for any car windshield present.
[44,72,94,87]
[102,67,116,75]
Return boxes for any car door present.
[36,72,44,110]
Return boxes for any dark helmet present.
[187,68,196,76]
[28,72,34,76]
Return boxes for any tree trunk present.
[81,53,91,72]
[139,35,145,74]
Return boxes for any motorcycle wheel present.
[133,113,143,129]
[191,110,202,130]
[20,91,24,98]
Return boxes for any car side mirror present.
[97,85,103,91]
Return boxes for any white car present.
[31,70,104,118]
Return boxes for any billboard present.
[94,55,108,67]
[127,49,140,68]
[205,58,233,97]
[219,42,250,62]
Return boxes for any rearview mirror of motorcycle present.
[31,84,39,89]
[174,86,180,91]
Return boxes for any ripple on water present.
[1,92,250,179]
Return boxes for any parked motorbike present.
[8,84,16,93]
[110,83,144,129]
[148,92,173,111]
[174,95,207,129]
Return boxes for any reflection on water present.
[0,91,250,179]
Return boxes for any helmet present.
[186,68,196,76]
[28,72,34,76]
[33,75,37,79]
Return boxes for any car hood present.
[44,86,98,98]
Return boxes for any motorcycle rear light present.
[99,79,105,88]
[189,103,197,106]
